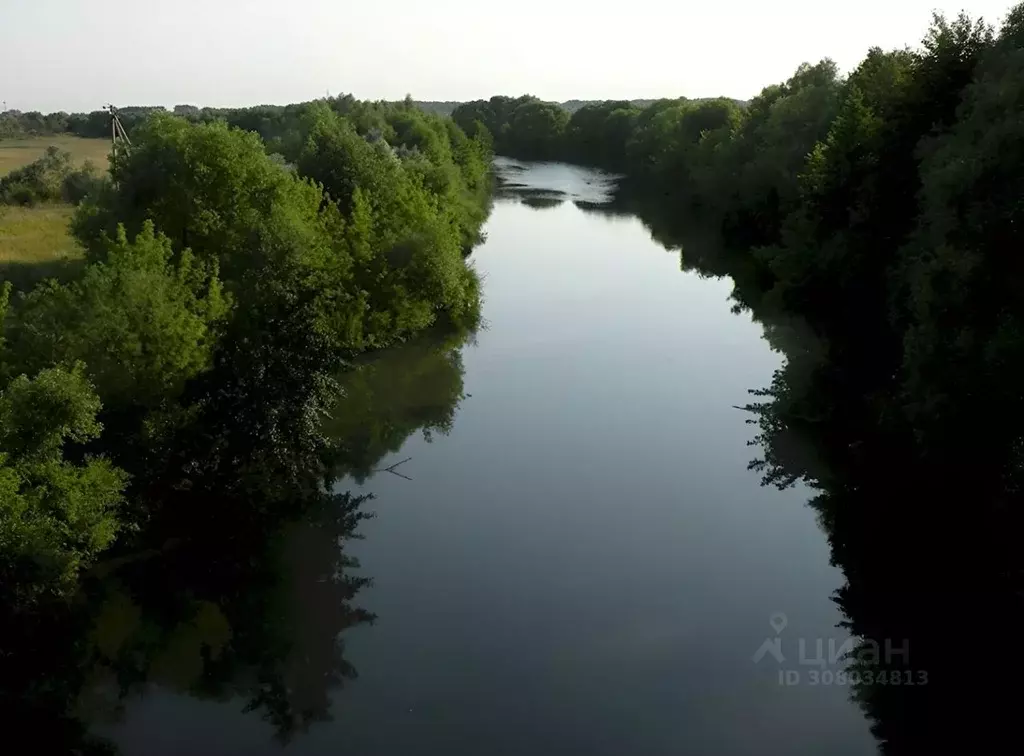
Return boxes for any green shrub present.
[0,147,103,206]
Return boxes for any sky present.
[1,0,1018,113]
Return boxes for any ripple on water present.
[493,156,620,205]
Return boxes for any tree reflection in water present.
[0,323,474,753]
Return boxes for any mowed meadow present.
[0,136,108,285]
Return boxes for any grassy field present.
[0,205,79,260]
[0,205,84,288]
[0,137,105,287]
[0,135,110,176]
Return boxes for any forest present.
[0,96,491,608]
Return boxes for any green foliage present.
[717,60,842,243]
[72,107,485,354]
[0,364,126,603]
[0,146,103,207]
[565,101,640,169]
[297,105,482,344]
[72,114,330,283]
[0,97,492,752]
[504,100,570,160]
[749,12,998,395]
[1,111,63,138]
[0,146,69,205]
[60,161,105,205]
[897,7,1024,455]
[0,95,489,615]
[4,222,228,409]
[452,95,568,160]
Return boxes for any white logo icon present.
[752,612,788,664]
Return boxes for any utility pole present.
[105,104,132,161]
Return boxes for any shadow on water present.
[739,322,1024,753]
[0,320,474,754]
[495,184,568,209]
[1,497,375,755]
[572,199,632,218]
[520,195,566,210]
[616,190,1024,753]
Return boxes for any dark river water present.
[91,160,876,755]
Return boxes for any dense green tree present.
[72,114,331,284]
[503,99,570,160]
[0,146,102,207]
[708,60,842,244]
[749,13,994,402]
[564,101,640,169]
[897,6,1024,461]
[0,364,126,603]
[297,105,481,343]
[4,222,229,409]
[0,92,490,625]
[621,98,690,173]
[452,95,564,159]
[71,107,485,355]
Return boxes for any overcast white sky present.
[1,0,1017,112]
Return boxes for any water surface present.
[99,161,875,755]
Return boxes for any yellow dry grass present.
[0,136,110,177]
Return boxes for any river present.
[90,159,876,754]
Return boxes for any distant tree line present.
[0,98,716,142]
[451,94,749,164]
[0,106,165,140]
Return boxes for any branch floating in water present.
[375,457,413,481]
